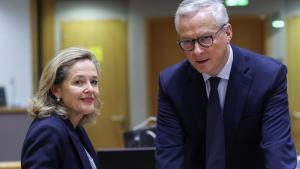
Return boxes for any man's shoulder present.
[160,59,191,80]
[162,59,189,70]
[232,45,285,72]
[158,60,194,91]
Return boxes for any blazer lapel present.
[183,66,208,134]
[64,120,93,169]
[78,127,101,169]
[223,47,252,158]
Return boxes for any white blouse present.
[84,147,97,169]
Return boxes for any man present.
[155,0,297,169]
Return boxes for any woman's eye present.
[73,80,83,86]
[91,80,98,86]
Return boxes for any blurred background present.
[0,0,299,167]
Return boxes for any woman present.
[21,47,101,169]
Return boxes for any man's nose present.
[193,41,205,54]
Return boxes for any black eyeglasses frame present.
[177,23,227,51]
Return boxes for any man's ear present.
[224,23,233,43]
[51,85,60,98]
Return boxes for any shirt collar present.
[202,45,233,81]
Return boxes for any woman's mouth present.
[80,97,94,103]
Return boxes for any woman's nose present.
[84,82,93,92]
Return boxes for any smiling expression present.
[52,59,99,126]
[178,9,232,76]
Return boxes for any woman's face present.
[53,59,99,126]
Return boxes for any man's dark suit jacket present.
[21,113,101,169]
[156,45,297,169]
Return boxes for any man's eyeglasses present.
[177,24,227,51]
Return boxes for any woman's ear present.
[51,85,60,98]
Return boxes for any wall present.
[0,0,32,108]
[0,112,31,161]
[128,0,181,128]
[285,0,300,150]
[54,0,128,51]
[286,0,300,17]
[228,0,286,62]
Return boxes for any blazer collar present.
[77,127,101,168]
[56,114,95,169]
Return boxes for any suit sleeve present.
[21,123,63,169]
[156,74,185,169]
[260,65,297,169]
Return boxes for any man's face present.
[178,10,232,76]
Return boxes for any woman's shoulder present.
[27,114,68,139]
[32,113,63,127]
[21,114,70,166]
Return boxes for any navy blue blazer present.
[21,113,101,169]
[156,46,297,169]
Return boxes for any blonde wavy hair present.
[28,47,101,125]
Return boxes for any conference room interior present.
[0,0,300,168]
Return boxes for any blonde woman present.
[22,47,101,169]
